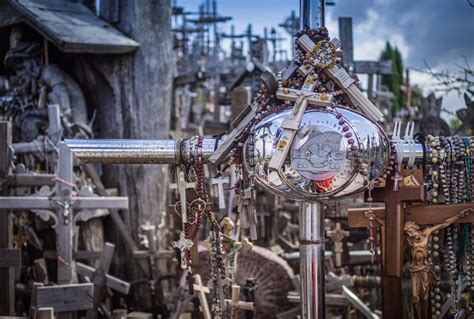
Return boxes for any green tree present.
[380,42,404,115]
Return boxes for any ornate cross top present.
[171,232,193,269]
[326,222,350,267]
[210,176,230,209]
[225,284,254,318]
[296,34,383,122]
[193,274,211,319]
[170,167,195,223]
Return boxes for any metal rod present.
[64,139,219,165]
[299,201,325,319]
[300,0,325,29]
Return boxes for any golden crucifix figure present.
[404,208,472,319]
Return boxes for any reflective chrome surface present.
[64,139,219,164]
[243,107,390,200]
[299,202,325,319]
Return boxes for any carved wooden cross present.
[210,176,229,209]
[193,274,211,319]
[0,141,128,319]
[170,167,195,224]
[76,242,130,319]
[225,284,254,318]
[268,80,333,172]
[326,222,350,267]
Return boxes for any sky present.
[176,0,474,119]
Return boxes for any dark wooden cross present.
[0,121,20,316]
[0,140,128,319]
[370,170,424,319]
[76,242,131,319]
[338,17,392,100]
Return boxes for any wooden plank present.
[56,143,74,285]
[7,0,139,54]
[76,263,130,295]
[353,61,392,75]
[0,213,14,315]
[7,173,56,186]
[338,17,353,66]
[0,249,21,268]
[0,122,12,180]
[36,308,55,319]
[348,204,474,228]
[37,284,94,312]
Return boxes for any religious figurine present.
[404,208,472,319]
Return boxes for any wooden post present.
[0,121,15,316]
[364,170,424,319]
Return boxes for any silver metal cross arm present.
[65,138,220,165]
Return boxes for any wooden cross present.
[297,34,383,122]
[338,17,392,100]
[0,121,16,316]
[210,176,229,209]
[193,274,211,319]
[170,167,195,223]
[268,79,333,171]
[243,278,257,319]
[326,223,350,267]
[225,284,254,318]
[209,103,258,165]
[76,242,131,319]
[0,142,128,319]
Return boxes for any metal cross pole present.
[299,1,326,318]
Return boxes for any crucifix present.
[326,222,350,268]
[172,231,194,270]
[210,175,229,209]
[75,242,131,319]
[0,141,128,319]
[347,190,474,319]
[193,274,211,319]
[371,170,424,319]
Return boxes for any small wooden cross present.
[172,232,193,269]
[210,176,229,209]
[326,223,350,267]
[193,274,211,319]
[268,82,333,171]
[170,167,195,223]
[225,284,254,318]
